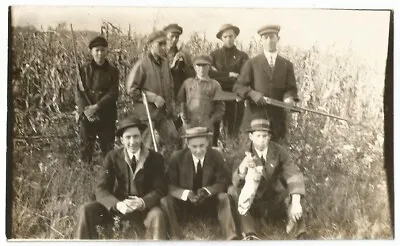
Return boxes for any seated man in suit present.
[160,127,238,240]
[228,118,306,240]
[76,117,168,240]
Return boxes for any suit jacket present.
[75,59,119,120]
[233,54,299,139]
[95,145,167,211]
[167,147,230,199]
[210,46,249,91]
[232,141,305,199]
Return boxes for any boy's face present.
[91,46,108,65]
[195,64,210,78]
[221,29,236,48]
[249,130,271,151]
[187,137,209,159]
[120,127,142,154]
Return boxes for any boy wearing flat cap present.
[177,55,225,147]
[233,24,299,144]
[126,30,179,157]
[228,118,306,240]
[75,35,119,167]
[160,127,238,240]
[210,24,249,143]
[76,116,168,240]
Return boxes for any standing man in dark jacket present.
[75,36,119,167]
[126,30,179,156]
[76,117,168,240]
[160,127,238,240]
[233,25,299,144]
[210,24,249,143]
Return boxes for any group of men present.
[74,22,306,240]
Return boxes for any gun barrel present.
[142,91,158,152]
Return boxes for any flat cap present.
[89,36,108,49]
[147,30,167,44]
[163,23,183,34]
[181,126,213,139]
[116,116,147,137]
[193,54,213,66]
[216,24,240,39]
[257,24,281,36]
[246,118,272,133]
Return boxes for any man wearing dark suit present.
[233,24,299,144]
[160,127,238,240]
[75,36,119,166]
[228,118,306,240]
[210,24,249,143]
[76,117,168,240]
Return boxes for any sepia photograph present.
[7,3,393,241]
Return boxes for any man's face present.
[261,33,280,52]
[187,137,209,159]
[221,29,236,48]
[167,32,180,47]
[249,130,271,151]
[91,46,108,65]
[194,64,210,78]
[150,39,167,57]
[121,127,142,153]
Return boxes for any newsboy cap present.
[192,54,213,66]
[89,36,108,49]
[181,127,213,139]
[163,23,183,34]
[257,24,281,36]
[216,24,240,40]
[246,118,272,133]
[116,117,147,137]
[147,30,167,44]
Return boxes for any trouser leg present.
[78,117,97,165]
[160,195,184,239]
[75,201,113,239]
[98,120,116,158]
[143,206,167,240]
[216,193,239,240]
[212,121,220,147]
[156,117,179,158]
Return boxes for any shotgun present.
[141,91,158,152]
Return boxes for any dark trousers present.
[79,116,116,165]
[160,193,238,240]
[228,185,305,237]
[76,201,167,240]
[213,101,245,145]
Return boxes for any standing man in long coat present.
[126,30,179,156]
[75,36,119,167]
[210,24,249,143]
[233,24,299,144]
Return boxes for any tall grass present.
[9,22,390,239]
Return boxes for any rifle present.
[70,24,99,122]
[213,90,351,123]
[141,91,159,152]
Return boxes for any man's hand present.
[229,72,239,78]
[289,194,303,221]
[125,196,146,211]
[154,96,165,108]
[187,190,199,204]
[83,104,99,122]
[283,97,295,107]
[171,53,184,68]
[194,187,211,205]
[255,97,268,106]
[116,201,134,215]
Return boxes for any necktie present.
[130,155,137,173]
[269,56,274,69]
[194,160,203,190]
[260,155,266,166]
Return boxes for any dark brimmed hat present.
[147,30,167,44]
[89,36,108,49]
[193,55,212,66]
[257,24,281,36]
[216,24,240,39]
[246,118,272,133]
[182,127,213,139]
[163,23,183,34]
[116,117,147,137]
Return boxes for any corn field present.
[9,21,391,239]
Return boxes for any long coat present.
[232,141,305,199]
[75,60,119,121]
[233,54,299,140]
[167,147,230,198]
[95,146,167,211]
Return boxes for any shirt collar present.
[192,155,205,166]
[263,50,278,61]
[254,146,269,160]
[149,52,162,66]
[127,148,141,162]
[90,59,109,70]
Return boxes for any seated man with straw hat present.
[228,118,306,240]
[160,127,238,240]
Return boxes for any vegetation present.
[9,21,391,239]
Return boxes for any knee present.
[160,195,174,208]
[146,206,165,226]
[217,192,230,205]
[227,185,239,198]
[148,207,164,219]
